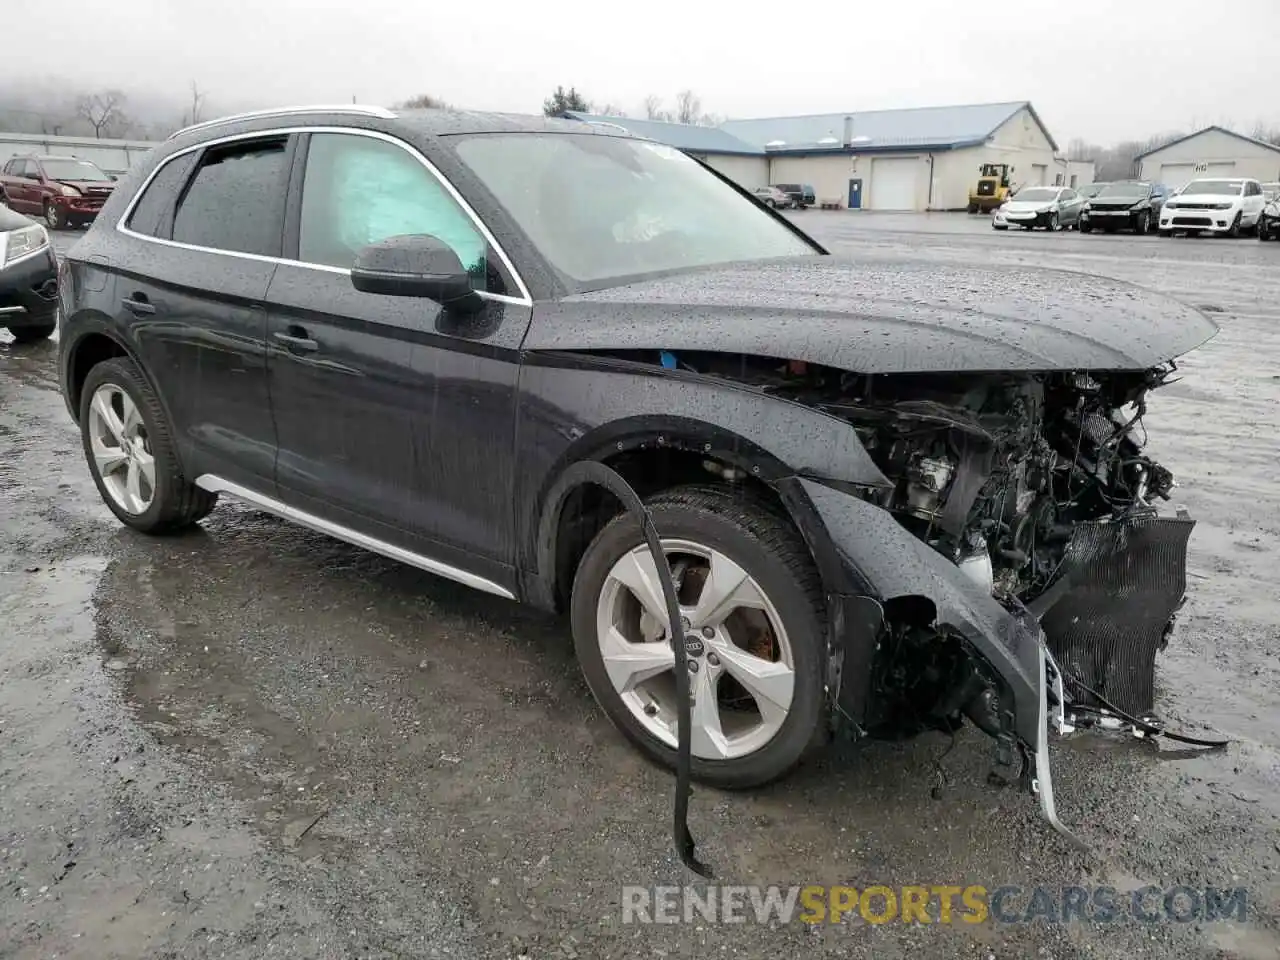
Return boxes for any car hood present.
[1089,196,1145,207]
[1002,200,1054,213]
[528,256,1219,374]
[1172,192,1237,202]
[56,179,115,193]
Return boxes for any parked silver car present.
[751,185,793,209]
[992,186,1085,231]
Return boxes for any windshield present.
[1012,188,1058,202]
[454,133,817,287]
[1097,182,1149,199]
[1181,180,1243,196]
[39,158,109,181]
[1077,183,1106,198]
[1262,183,1280,201]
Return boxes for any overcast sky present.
[5,0,1279,144]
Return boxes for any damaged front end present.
[748,357,1199,840]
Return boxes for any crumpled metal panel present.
[1038,512,1195,718]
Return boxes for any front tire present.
[1048,212,1060,231]
[44,202,64,230]
[1080,221,1092,234]
[79,357,217,534]
[7,322,56,342]
[570,485,826,789]
[1134,211,1150,235]
[1226,212,1241,238]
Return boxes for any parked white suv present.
[1159,178,1267,237]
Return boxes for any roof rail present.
[167,104,396,141]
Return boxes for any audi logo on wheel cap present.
[683,636,705,657]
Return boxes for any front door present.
[266,130,530,582]
[848,178,862,209]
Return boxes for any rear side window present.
[126,153,199,238]
[172,138,288,257]
[296,132,491,290]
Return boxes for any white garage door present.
[870,158,919,210]
[1160,161,1235,190]
[1031,163,1048,185]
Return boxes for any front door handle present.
[121,296,155,315]
[273,329,319,352]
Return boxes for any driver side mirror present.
[350,234,482,313]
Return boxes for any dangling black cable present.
[1063,672,1230,748]
[558,461,713,877]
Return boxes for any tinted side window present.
[172,138,287,256]
[297,132,491,290]
[126,153,199,238]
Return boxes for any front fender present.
[516,352,890,607]
[786,477,1044,750]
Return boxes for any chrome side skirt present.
[194,474,516,600]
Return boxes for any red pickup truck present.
[0,154,117,230]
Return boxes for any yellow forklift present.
[968,163,1015,213]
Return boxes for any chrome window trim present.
[116,125,534,307]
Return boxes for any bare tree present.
[1250,121,1280,146]
[75,90,128,139]
[188,81,207,125]
[397,93,450,110]
[594,102,627,118]
[675,89,702,125]
[643,94,672,122]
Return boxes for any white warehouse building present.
[1135,126,1280,191]
[564,101,1079,211]
[0,132,158,177]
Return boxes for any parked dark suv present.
[57,106,1215,830]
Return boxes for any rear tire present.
[7,322,56,342]
[79,357,217,534]
[570,484,827,789]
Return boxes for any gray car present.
[751,185,792,209]
[991,186,1085,231]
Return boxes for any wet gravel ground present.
[1,215,1278,959]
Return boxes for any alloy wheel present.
[594,538,795,760]
[44,203,62,230]
[87,384,156,514]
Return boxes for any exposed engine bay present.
[680,353,1178,600]
[639,350,1189,741]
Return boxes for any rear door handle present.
[272,329,319,352]
[121,296,155,315]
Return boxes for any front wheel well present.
[67,331,129,420]
[550,447,794,612]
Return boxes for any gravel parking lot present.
[2,213,1278,960]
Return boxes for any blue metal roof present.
[719,101,1055,154]
[560,111,764,156]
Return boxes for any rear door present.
[265,129,530,584]
[1243,181,1265,223]
[115,135,293,490]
